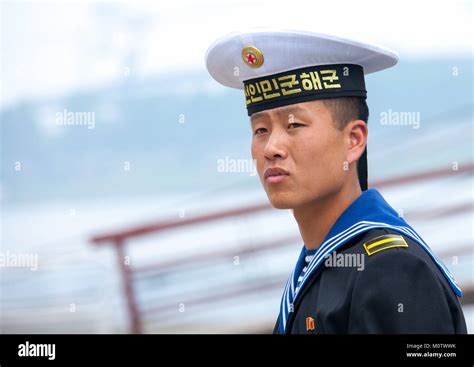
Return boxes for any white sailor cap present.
[205,29,399,116]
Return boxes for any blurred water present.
[1,175,472,333]
[1,60,472,333]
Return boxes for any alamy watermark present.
[217,156,257,176]
[324,251,365,271]
[56,108,95,129]
[0,251,38,271]
[18,341,55,360]
[380,109,420,129]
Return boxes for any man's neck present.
[293,183,362,250]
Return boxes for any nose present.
[264,131,288,161]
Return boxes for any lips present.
[264,167,290,183]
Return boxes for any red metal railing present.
[91,163,474,333]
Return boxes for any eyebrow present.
[250,105,308,124]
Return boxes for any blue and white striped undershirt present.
[294,248,317,294]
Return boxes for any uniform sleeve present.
[348,249,456,333]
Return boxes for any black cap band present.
[244,64,366,116]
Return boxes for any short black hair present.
[321,97,369,130]
[321,97,369,185]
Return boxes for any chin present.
[266,192,297,210]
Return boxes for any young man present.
[205,29,467,334]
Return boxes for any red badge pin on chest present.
[306,316,315,331]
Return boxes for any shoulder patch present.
[363,234,408,256]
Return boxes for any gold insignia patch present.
[306,316,315,331]
[363,234,408,256]
[242,46,264,68]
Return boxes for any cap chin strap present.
[358,146,368,191]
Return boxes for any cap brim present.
[205,29,399,90]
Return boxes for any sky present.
[1,0,472,108]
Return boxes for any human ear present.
[346,120,368,165]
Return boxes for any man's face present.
[250,100,349,209]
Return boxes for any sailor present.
[205,29,467,333]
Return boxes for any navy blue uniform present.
[273,228,467,334]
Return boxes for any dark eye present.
[288,122,304,129]
[254,127,267,135]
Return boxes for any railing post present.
[114,239,142,334]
